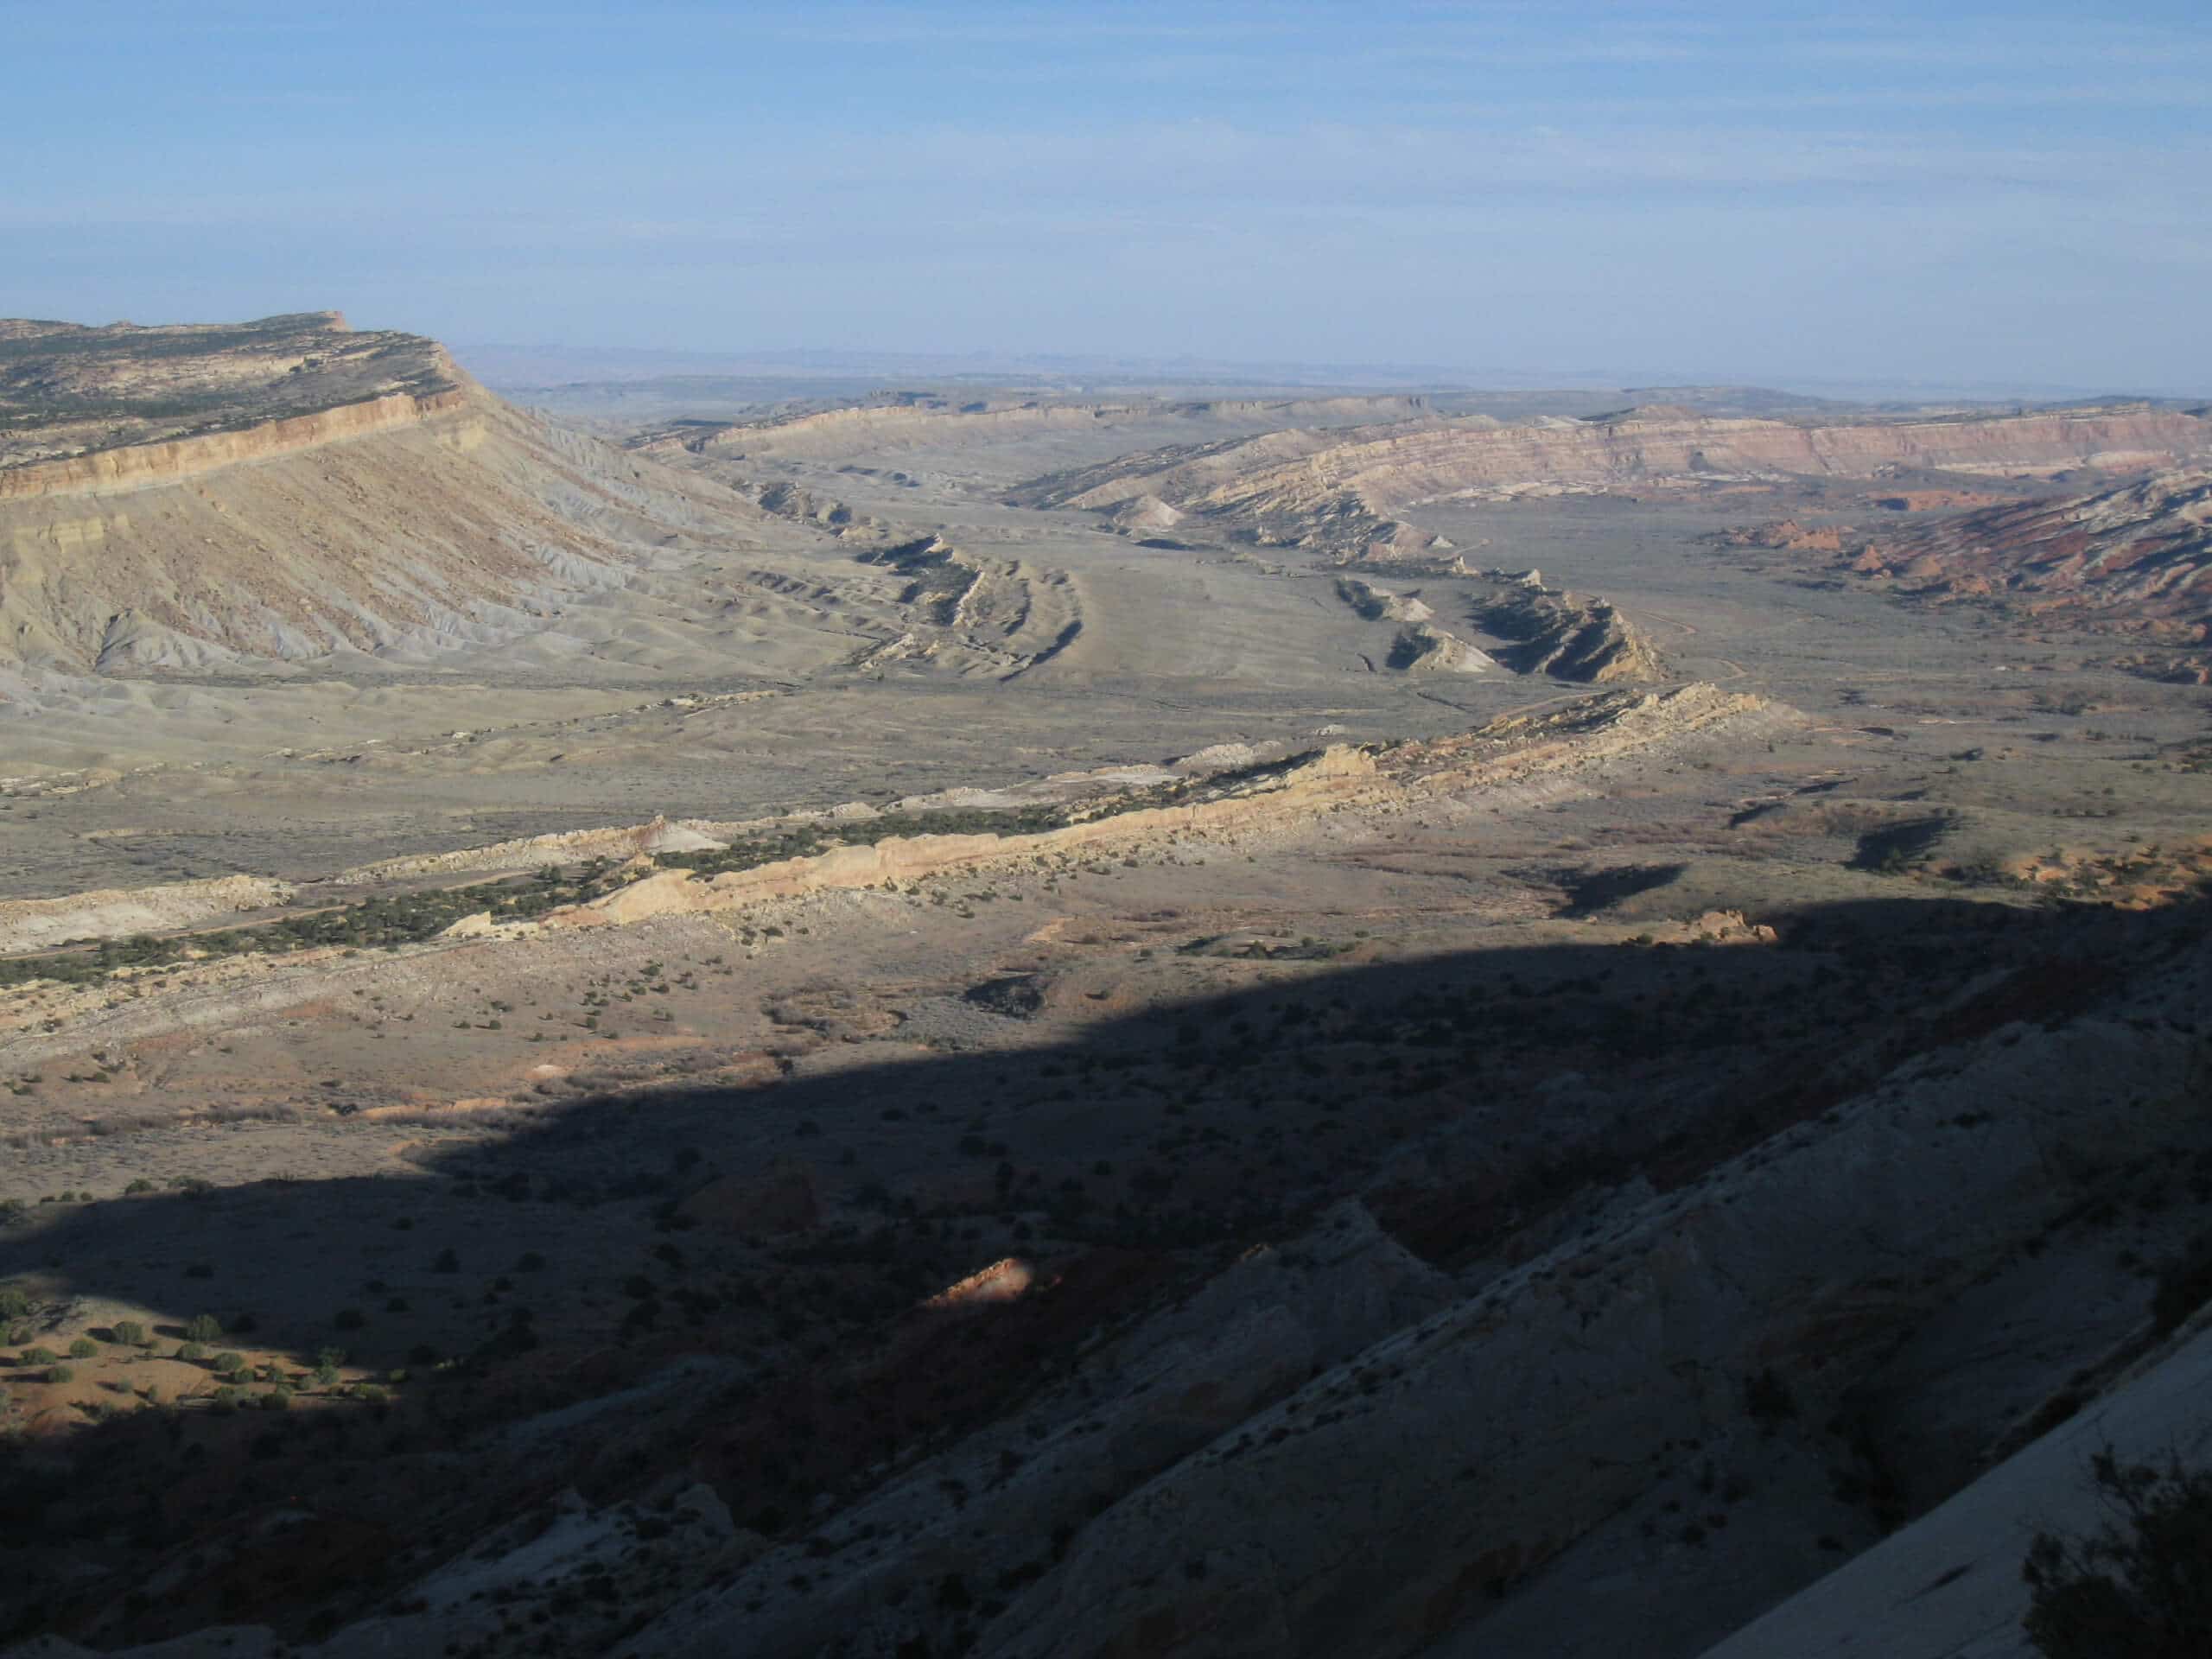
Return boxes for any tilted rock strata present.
[960,942,2208,1659]
[511,687,1773,933]
[1018,404,2212,561]
[623,1202,1459,1659]
[1469,570,1664,683]
[0,874,292,956]
[544,747,1386,929]
[1852,467,2212,640]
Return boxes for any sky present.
[6,1,2209,392]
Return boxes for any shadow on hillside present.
[0,888,2204,1644]
[5,889,2203,1363]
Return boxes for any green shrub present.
[67,1338,97,1360]
[213,1351,245,1376]
[184,1313,224,1344]
[47,1363,73,1383]
[260,1386,293,1411]
[178,1341,207,1363]
[212,1385,243,1413]
[111,1320,147,1347]
[2024,1451,2212,1656]
[0,1287,29,1320]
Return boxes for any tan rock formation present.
[0,311,801,676]
[0,312,459,473]
[1017,404,2212,562]
[1468,569,1663,683]
[0,873,292,955]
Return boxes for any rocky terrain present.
[1851,467,2212,677]
[1709,467,2212,685]
[0,313,457,473]
[3,316,2210,1659]
[1014,402,2212,563]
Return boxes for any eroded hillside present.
[1852,467,2211,662]
[1015,403,2212,562]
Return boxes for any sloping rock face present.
[1696,1321,2212,1659]
[0,874,290,954]
[1471,570,1662,682]
[628,1202,1459,1659]
[960,941,2209,1659]
[0,315,770,674]
[1015,405,2212,561]
[1852,467,2212,643]
[1385,623,1494,674]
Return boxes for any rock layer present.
[1852,466,2212,641]
[0,322,774,672]
[1017,404,2212,561]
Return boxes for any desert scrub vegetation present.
[0,761,1320,991]
[657,755,1318,881]
[2023,1450,2212,1656]
[0,862,632,988]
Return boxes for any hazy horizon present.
[9,1,2210,393]
[442,335,2202,405]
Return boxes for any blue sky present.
[6,2,2209,391]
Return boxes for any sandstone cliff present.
[0,311,459,473]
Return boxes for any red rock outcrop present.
[1851,467,2212,643]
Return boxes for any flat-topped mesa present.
[0,310,472,493]
[0,312,766,676]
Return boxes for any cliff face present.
[0,383,475,500]
[1017,405,2212,561]
[0,311,461,472]
[0,313,768,676]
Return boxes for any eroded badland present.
[2,314,2210,1659]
